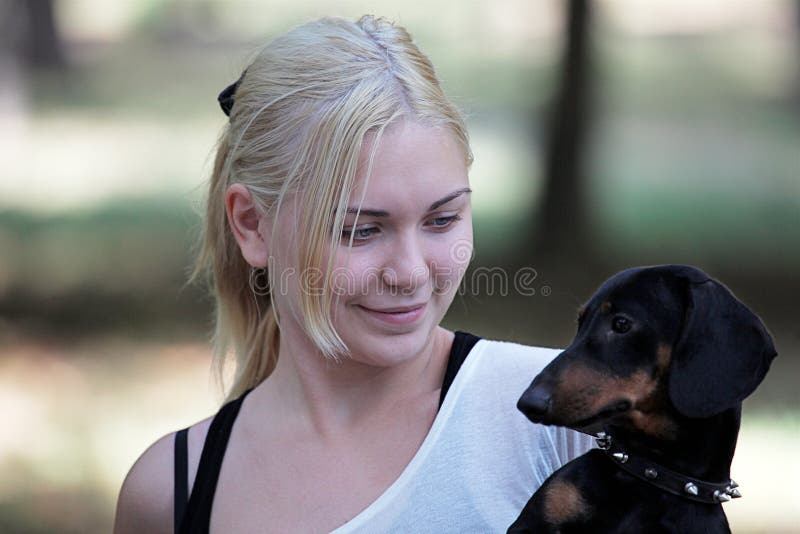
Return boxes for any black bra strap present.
[173,427,188,530]
[438,331,481,408]
[177,388,254,534]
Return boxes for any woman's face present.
[271,119,473,366]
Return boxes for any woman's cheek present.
[432,245,471,295]
[330,253,378,298]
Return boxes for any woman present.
[114,15,592,533]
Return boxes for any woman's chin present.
[344,319,440,367]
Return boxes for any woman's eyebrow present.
[345,187,472,217]
[428,187,472,210]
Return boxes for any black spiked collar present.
[595,431,741,505]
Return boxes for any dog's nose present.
[517,385,552,418]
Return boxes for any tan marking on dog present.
[600,300,612,313]
[627,344,678,439]
[543,479,590,525]
[555,364,658,423]
[552,345,678,439]
[656,344,672,374]
[552,344,678,440]
[628,409,678,440]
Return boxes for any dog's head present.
[518,265,776,438]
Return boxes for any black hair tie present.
[217,70,246,117]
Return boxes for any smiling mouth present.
[357,303,428,325]
[362,304,426,314]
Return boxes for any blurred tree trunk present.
[528,0,594,264]
[21,0,65,69]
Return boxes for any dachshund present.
[508,265,776,533]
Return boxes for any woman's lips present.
[358,303,427,325]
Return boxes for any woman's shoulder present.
[114,430,177,534]
[451,336,561,399]
[113,415,214,534]
[473,336,562,375]
[466,337,596,466]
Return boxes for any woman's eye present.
[428,214,461,229]
[611,316,632,334]
[342,226,378,242]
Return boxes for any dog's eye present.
[612,316,632,333]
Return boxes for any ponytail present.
[191,129,280,402]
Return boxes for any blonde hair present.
[192,15,472,402]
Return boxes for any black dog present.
[508,265,776,533]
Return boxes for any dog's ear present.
[668,274,777,419]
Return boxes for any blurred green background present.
[0,0,798,532]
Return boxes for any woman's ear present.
[225,183,271,267]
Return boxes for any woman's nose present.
[380,234,430,292]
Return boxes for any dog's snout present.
[518,385,552,419]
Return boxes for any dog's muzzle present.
[517,385,552,422]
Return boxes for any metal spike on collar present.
[726,486,742,498]
[684,482,699,496]
[644,468,658,479]
[595,431,612,450]
[612,452,628,463]
[729,479,739,488]
[714,490,732,503]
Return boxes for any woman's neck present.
[252,325,453,441]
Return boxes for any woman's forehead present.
[349,121,469,210]
[271,120,470,226]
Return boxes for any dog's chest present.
[511,451,731,533]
